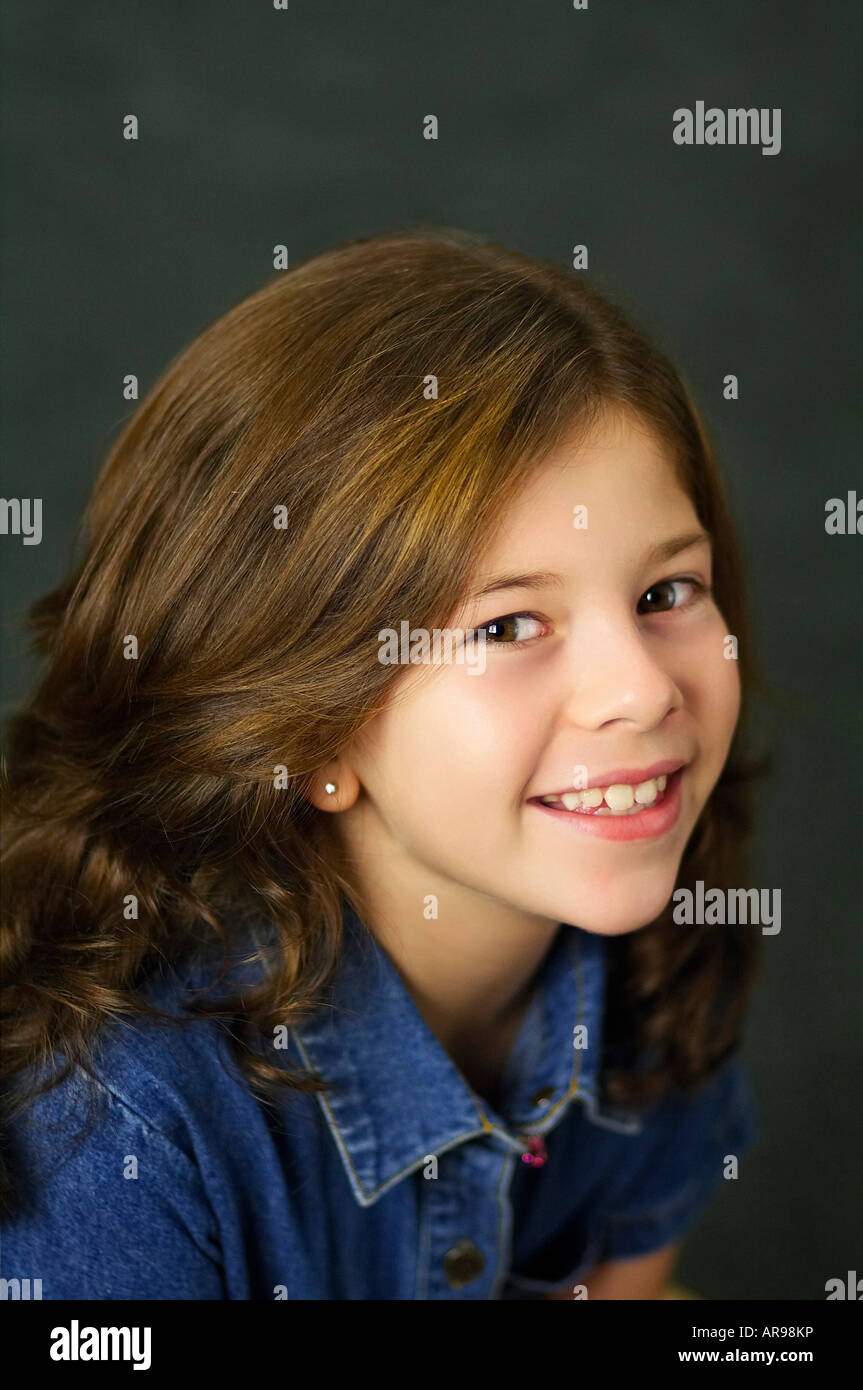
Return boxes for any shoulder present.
[90,949,270,1151]
[5,947,262,1192]
[646,1053,759,1150]
[1,942,283,1299]
[589,1054,760,1262]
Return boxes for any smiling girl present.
[0,229,764,1300]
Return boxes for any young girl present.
[0,228,764,1300]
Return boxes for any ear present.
[306,759,362,812]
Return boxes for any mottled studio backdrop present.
[1,0,861,1299]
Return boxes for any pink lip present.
[534,758,686,799]
[528,767,685,842]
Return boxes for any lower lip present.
[528,768,685,842]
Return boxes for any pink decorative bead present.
[520,1134,547,1167]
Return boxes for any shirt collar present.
[292,899,608,1208]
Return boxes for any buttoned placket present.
[291,902,626,1299]
[414,1055,588,1298]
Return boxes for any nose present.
[559,613,683,733]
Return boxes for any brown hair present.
[0,227,769,1217]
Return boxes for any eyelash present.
[477,578,712,650]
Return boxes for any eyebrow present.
[467,529,711,599]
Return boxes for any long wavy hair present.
[0,228,769,1218]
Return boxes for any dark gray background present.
[2,0,861,1300]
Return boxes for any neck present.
[333,829,561,1083]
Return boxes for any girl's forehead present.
[474,425,695,571]
[529,409,679,493]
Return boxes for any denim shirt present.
[1,900,759,1300]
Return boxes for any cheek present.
[684,628,742,757]
[376,668,545,810]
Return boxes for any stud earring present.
[324,781,337,796]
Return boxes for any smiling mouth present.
[530,770,680,817]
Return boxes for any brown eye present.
[478,613,547,646]
[637,579,702,614]
[484,615,520,641]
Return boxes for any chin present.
[554,873,680,937]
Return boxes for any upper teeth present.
[545,774,669,814]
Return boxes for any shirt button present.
[530,1085,555,1107]
[443,1240,485,1288]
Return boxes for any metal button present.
[530,1085,555,1107]
[443,1239,485,1288]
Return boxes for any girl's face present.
[333,407,741,936]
